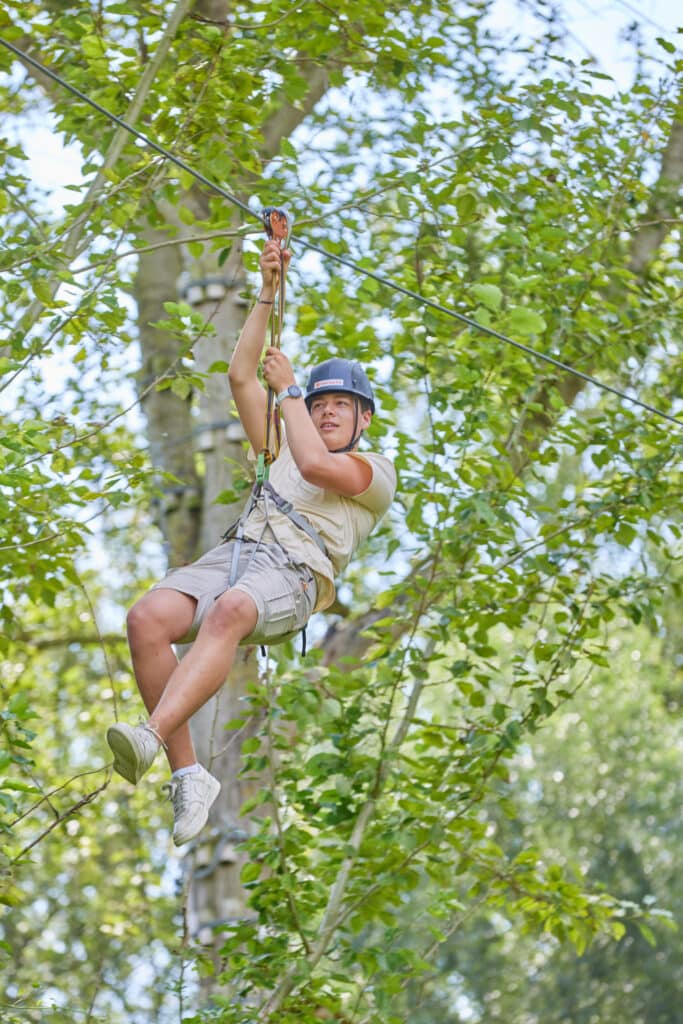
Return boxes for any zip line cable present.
[294,236,683,430]
[2,35,681,431]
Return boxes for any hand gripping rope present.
[256,208,328,558]
[223,205,328,656]
[257,206,292,487]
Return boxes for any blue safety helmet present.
[304,358,375,414]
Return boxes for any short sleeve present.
[348,452,396,517]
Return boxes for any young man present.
[106,240,396,846]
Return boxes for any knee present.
[203,590,257,639]
[127,594,165,643]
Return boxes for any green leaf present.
[638,923,657,947]
[280,137,297,159]
[615,522,637,546]
[32,278,55,306]
[508,306,547,335]
[456,192,477,220]
[240,861,262,884]
[472,283,503,311]
[80,35,106,59]
[170,377,192,399]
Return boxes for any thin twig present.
[16,0,195,337]
[258,547,443,1017]
[10,777,111,864]
[264,662,313,954]
[68,229,243,274]
[9,766,111,827]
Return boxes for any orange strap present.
[259,207,291,474]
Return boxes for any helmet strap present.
[330,397,363,454]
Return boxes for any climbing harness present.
[222,482,328,587]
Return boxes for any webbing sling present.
[261,482,328,555]
[257,206,291,488]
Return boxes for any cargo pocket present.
[298,567,317,620]
[256,569,316,646]
[259,590,300,642]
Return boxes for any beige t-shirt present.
[242,436,396,612]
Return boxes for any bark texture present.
[135,234,202,565]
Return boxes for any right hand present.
[259,240,291,298]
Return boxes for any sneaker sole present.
[106,725,145,785]
[173,776,221,847]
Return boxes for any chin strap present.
[330,397,364,453]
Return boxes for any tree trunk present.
[183,240,267,977]
[135,232,202,565]
[136,222,266,983]
[129,0,335,987]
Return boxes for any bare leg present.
[147,589,258,750]
[126,588,198,772]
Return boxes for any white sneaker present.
[162,766,221,847]
[106,722,161,785]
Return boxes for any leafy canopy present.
[0,0,681,1021]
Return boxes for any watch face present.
[289,385,302,398]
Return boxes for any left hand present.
[259,240,291,298]
[262,347,296,394]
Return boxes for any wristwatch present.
[276,384,303,405]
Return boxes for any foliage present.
[0,0,681,1021]
[405,616,683,1024]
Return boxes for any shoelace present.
[140,719,167,750]
[161,778,185,816]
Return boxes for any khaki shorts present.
[152,540,317,646]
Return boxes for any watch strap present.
[276,385,302,405]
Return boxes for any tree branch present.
[260,65,330,161]
[259,553,441,1018]
[503,88,683,475]
[13,0,195,335]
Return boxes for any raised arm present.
[228,241,290,452]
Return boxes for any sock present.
[172,763,201,780]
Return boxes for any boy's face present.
[308,391,372,450]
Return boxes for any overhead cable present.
[1,35,681,430]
